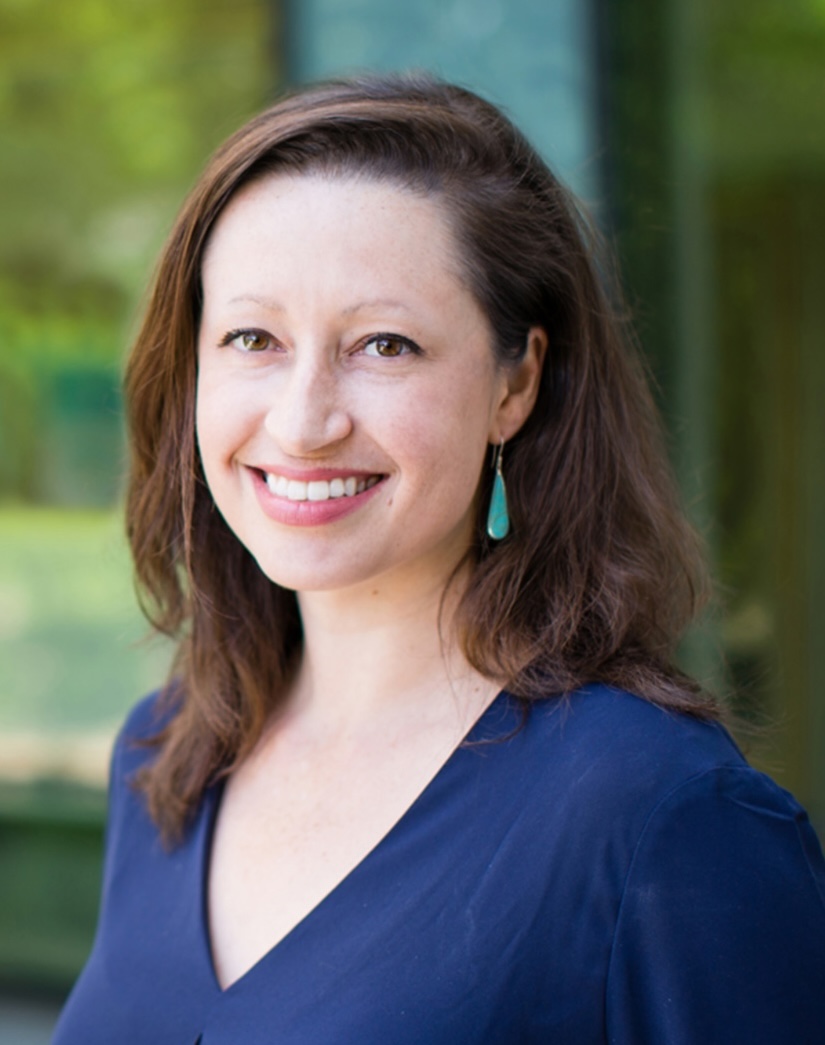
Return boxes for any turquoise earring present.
[486,439,510,540]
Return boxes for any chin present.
[248,549,379,595]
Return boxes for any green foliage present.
[706,0,825,174]
[0,0,275,501]
[0,0,273,322]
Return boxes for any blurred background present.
[1,0,823,1036]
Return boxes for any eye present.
[218,328,273,352]
[361,334,420,358]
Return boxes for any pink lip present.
[249,468,386,526]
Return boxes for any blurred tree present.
[707,0,825,808]
[707,0,825,176]
[0,0,275,501]
[0,3,276,985]
[608,0,825,812]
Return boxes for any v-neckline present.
[196,688,513,996]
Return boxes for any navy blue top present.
[55,686,825,1044]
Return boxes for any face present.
[196,173,512,599]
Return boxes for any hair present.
[125,72,717,840]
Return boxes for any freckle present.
[371,590,379,596]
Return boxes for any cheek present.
[195,371,256,467]
[194,378,223,474]
[381,390,490,504]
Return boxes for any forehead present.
[211,170,452,236]
[199,172,475,316]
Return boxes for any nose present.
[263,353,353,456]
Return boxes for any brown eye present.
[238,331,270,352]
[218,328,273,352]
[363,334,417,358]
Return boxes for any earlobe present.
[490,326,548,443]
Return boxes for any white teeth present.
[265,472,380,502]
[265,473,283,496]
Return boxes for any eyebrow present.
[341,299,413,316]
[227,294,414,316]
[227,294,284,311]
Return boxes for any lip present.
[248,467,386,526]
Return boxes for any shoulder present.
[110,686,180,777]
[120,686,180,741]
[102,688,181,839]
[506,687,825,1038]
[619,760,825,903]
[506,683,747,809]
[526,682,742,761]
[489,684,824,871]
[596,710,825,1040]
[484,680,825,877]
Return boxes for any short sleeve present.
[605,766,825,1044]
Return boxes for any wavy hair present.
[124,74,716,840]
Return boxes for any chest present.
[206,729,466,989]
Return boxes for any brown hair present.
[125,73,716,839]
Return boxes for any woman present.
[55,75,825,1043]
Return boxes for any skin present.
[196,173,546,988]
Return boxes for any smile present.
[263,472,383,502]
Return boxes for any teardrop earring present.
[486,439,511,540]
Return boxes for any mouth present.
[259,471,384,502]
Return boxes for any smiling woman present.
[53,75,825,1044]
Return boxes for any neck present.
[284,560,496,738]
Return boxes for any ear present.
[489,326,548,443]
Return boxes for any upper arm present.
[605,767,825,1045]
